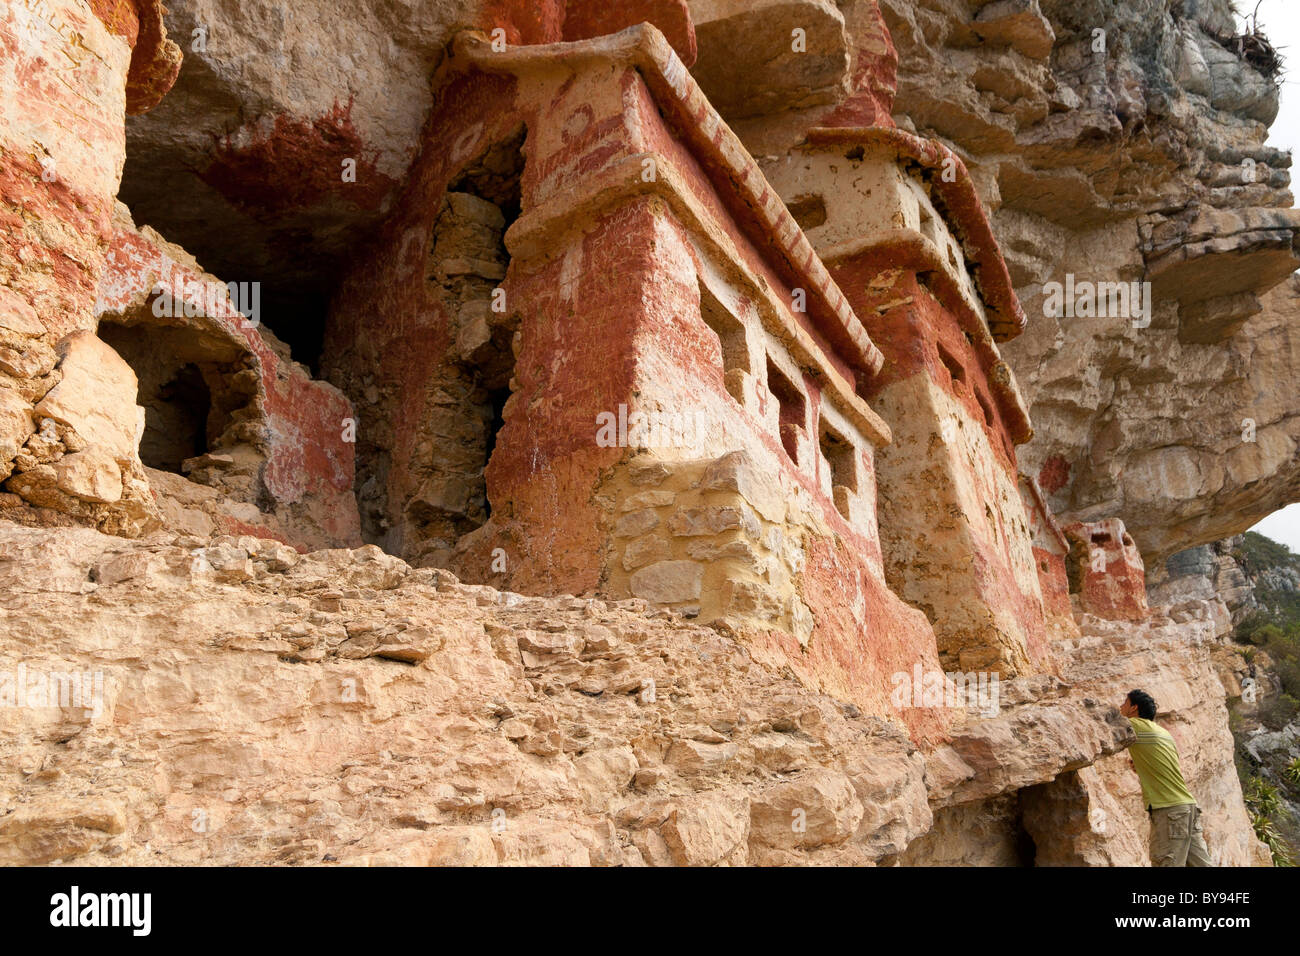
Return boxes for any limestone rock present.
[0,388,33,477]
[0,512,1267,866]
[689,0,849,120]
[34,332,143,462]
[866,0,1300,560]
[0,523,946,867]
[701,450,787,523]
[658,790,751,866]
[0,798,127,866]
[973,1,1056,61]
[750,769,865,849]
[54,451,123,505]
[629,560,703,604]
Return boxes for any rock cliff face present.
[117,0,1300,560]
[117,0,485,356]
[0,523,1266,866]
[1153,529,1300,862]
[876,0,1300,561]
[2,0,1294,867]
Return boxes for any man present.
[1120,689,1211,867]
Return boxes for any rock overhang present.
[86,0,183,115]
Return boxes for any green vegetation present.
[1244,777,1294,866]
[1234,531,1300,576]
[1286,757,1300,787]
[1230,531,1300,865]
[1233,533,1300,729]
[1235,610,1300,729]
[1249,808,1293,866]
[1235,530,1300,575]
[1246,776,1282,817]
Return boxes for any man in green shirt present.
[1120,689,1210,866]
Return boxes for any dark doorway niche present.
[1065,535,1093,594]
[482,386,511,522]
[699,281,749,404]
[261,288,331,376]
[142,363,211,471]
[98,320,257,477]
[819,419,858,520]
[767,357,806,464]
[1012,812,1040,867]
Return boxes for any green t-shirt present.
[1128,717,1196,810]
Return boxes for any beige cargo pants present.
[1150,803,1211,867]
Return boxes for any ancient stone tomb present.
[3,3,1139,736]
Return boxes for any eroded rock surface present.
[117,1,1300,556]
[0,524,933,866]
[119,0,486,349]
[873,0,1300,559]
[2,0,1289,868]
[0,525,1264,866]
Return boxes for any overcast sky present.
[1237,1,1300,552]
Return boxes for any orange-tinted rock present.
[564,0,697,66]
[1065,518,1151,623]
[0,0,1276,868]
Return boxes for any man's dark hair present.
[1127,689,1157,720]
